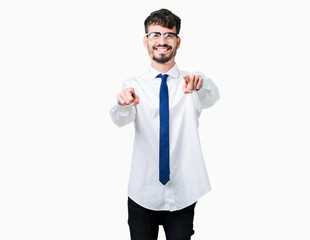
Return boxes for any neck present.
[151,60,175,73]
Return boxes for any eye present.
[150,33,160,38]
[165,33,175,39]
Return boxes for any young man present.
[110,9,220,240]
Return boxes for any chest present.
[134,79,195,119]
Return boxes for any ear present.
[177,36,181,49]
[143,36,148,49]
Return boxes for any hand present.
[117,87,139,106]
[182,74,203,94]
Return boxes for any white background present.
[1,0,309,239]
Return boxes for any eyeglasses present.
[146,32,178,42]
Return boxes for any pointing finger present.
[125,88,134,103]
[183,75,189,82]
[187,74,194,91]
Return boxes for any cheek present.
[173,42,179,50]
[147,44,154,55]
[149,44,157,53]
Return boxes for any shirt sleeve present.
[193,71,220,109]
[109,78,136,127]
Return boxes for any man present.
[110,9,220,240]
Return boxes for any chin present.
[153,56,171,64]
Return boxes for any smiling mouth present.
[153,45,172,53]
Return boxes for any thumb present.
[132,93,139,106]
[128,88,136,99]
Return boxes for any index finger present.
[187,74,194,91]
[125,88,134,103]
[183,75,189,82]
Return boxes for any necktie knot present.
[157,74,169,83]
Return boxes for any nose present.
[158,34,167,44]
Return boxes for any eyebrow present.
[147,32,178,35]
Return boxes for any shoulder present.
[178,68,208,77]
[179,69,190,77]
[121,71,147,89]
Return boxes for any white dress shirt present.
[110,64,220,211]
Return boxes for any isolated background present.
[1,0,309,239]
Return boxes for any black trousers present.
[128,197,196,240]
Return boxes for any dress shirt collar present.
[148,64,180,81]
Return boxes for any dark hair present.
[144,9,181,34]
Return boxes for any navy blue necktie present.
[157,74,170,185]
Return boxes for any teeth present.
[156,48,168,52]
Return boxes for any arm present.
[183,72,220,116]
[110,102,136,127]
[109,80,139,127]
[193,72,220,109]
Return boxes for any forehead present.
[147,24,176,33]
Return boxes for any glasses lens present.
[164,33,176,40]
[147,32,178,42]
[149,32,160,42]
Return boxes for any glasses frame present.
[146,32,179,42]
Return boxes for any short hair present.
[144,9,181,34]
